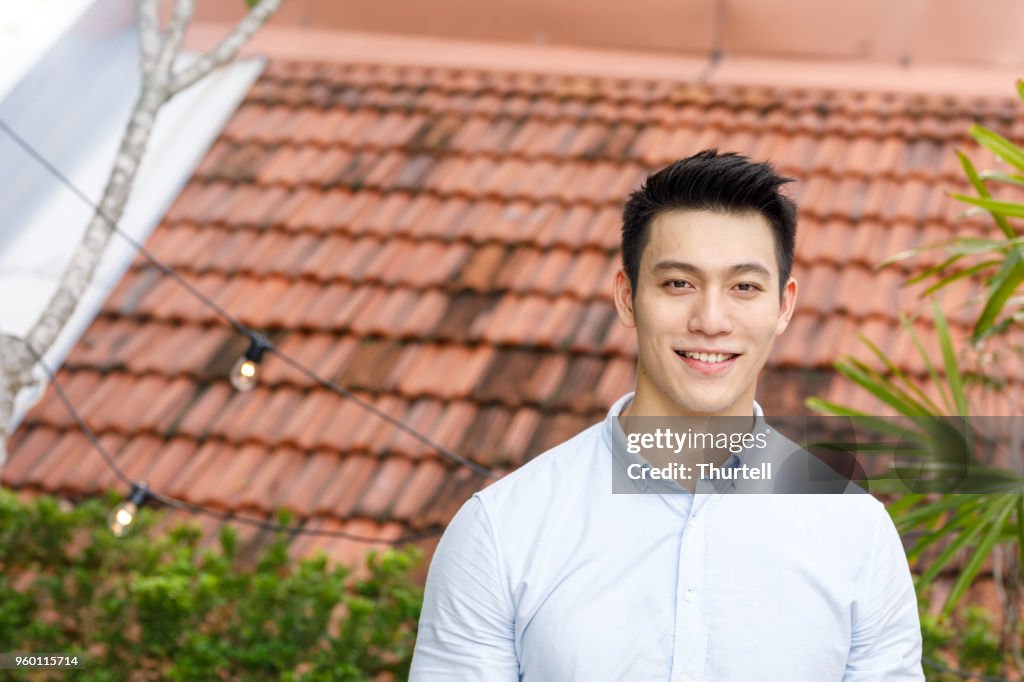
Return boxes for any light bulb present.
[231,335,269,391]
[108,482,149,537]
[107,501,137,537]
[230,357,259,391]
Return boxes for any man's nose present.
[687,290,733,336]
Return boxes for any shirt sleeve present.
[842,504,925,682]
[409,495,520,681]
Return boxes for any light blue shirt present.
[411,393,924,681]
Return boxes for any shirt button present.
[680,675,694,682]
[685,589,697,602]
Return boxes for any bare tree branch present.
[169,0,282,96]
[154,0,196,83]
[136,0,161,78]
[22,83,165,370]
[0,0,284,476]
[0,335,34,470]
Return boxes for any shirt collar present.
[605,392,765,421]
[603,392,769,494]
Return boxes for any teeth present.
[681,351,734,363]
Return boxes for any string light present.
[17,333,450,545]
[0,118,497,480]
[107,482,149,537]
[0,115,500,547]
[230,335,269,392]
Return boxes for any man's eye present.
[665,280,692,290]
[735,283,762,292]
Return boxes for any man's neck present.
[621,389,756,422]
[618,390,759,492]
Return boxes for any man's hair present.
[621,149,797,296]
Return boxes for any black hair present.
[621,149,797,297]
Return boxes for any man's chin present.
[666,392,739,417]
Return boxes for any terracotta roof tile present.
[236,445,306,509]
[595,357,636,407]
[278,451,344,517]
[569,301,619,352]
[31,370,100,429]
[287,392,344,451]
[428,402,481,454]
[603,316,638,356]
[354,458,415,519]
[136,438,201,494]
[390,460,447,522]
[173,382,234,439]
[769,313,812,368]
[2,428,60,488]
[164,440,222,500]
[13,53,1020,570]
[313,453,378,516]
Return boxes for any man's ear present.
[775,276,798,336]
[613,269,637,328]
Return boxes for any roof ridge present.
[185,24,1024,100]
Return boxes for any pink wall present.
[181,0,1024,68]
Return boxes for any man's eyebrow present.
[651,260,772,278]
[652,260,702,275]
[727,262,772,278]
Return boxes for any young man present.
[410,150,924,681]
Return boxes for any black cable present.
[15,335,444,545]
[149,489,445,544]
[0,116,497,480]
[5,335,134,491]
[0,121,250,337]
[269,349,495,478]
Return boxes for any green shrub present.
[0,489,423,681]
[920,593,1016,681]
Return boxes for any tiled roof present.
[5,57,1022,561]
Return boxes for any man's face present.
[614,209,797,417]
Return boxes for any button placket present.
[670,494,714,682]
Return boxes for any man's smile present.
[674,348,741,376]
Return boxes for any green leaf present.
[945,237,1024,255]
[931,302,968,416]
[969,124,1024,174]
[856,333,943,415]
[895,493,987,529]
[918,509,987,585]
[1018,495,1024,579]
[805,397,870,418]
[955,151,1017,239]
[949,192,1024,220]
[882,236,1021,271]
[901,314,955,415]
[803,398,907,437]
[978,170,1024,187]
[878,237,971,269]
[905,254,965,285]
[836,359,931,416]
[943,495,1016,615]
[907,524,965,564]
[886,493,926,518]
[919,259,1000,297]
[972,251,1024,342]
